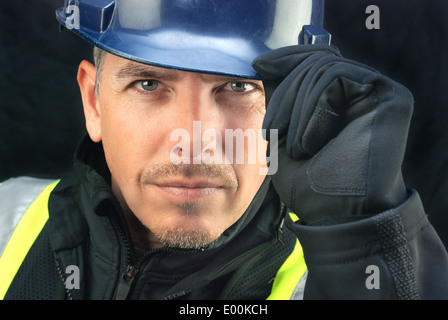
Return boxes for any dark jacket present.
[4,136,448,299]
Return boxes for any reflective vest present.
[0,177,307,300]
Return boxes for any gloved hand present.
[253,45,413,225]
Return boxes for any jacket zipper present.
[111,215,178,300]
[55,257,74,300]
[114,245,199,300]
[111,214,137,300]
[115,264,139,300]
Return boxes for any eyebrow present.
[114,61,261,85]
[115,62,179,81]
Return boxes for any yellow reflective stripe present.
[267,239,306,300]
[0,181,59,300]
[267,213,306,300]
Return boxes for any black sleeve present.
[286,190,448,299]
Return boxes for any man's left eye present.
[226,81,256,93]
[139,80,159,91]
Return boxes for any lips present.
[153,179,225,202]
[156,179,223,188]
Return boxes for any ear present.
[77,60,102,142]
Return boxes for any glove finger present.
[252,44,340,81]
[288,58,382,159]
[262,62,311,140]
[286,54,343,158]
[257,50,338,142]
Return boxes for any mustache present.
[140,163,239,189]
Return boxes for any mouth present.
[153,179,225,202]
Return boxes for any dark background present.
[1,0,447,248]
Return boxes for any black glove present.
[253,45,413,225]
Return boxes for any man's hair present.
[93,46,106,98]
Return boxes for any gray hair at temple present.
[93,46,106,98]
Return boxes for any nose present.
[169,121,222,165]
[168,79,224,165]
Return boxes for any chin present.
[151,222,220,249]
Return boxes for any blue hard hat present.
[56,0,329,79]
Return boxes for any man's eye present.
[225,81,256,93]
[137,80,160,91]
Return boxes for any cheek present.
[225,101,268,205]
[224,98,267,161]
[99,99,158,185]
[224,94,265,127]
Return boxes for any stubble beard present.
[153,225,214,250]
[138,163,238,249]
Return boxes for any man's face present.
[79,53,267,249]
